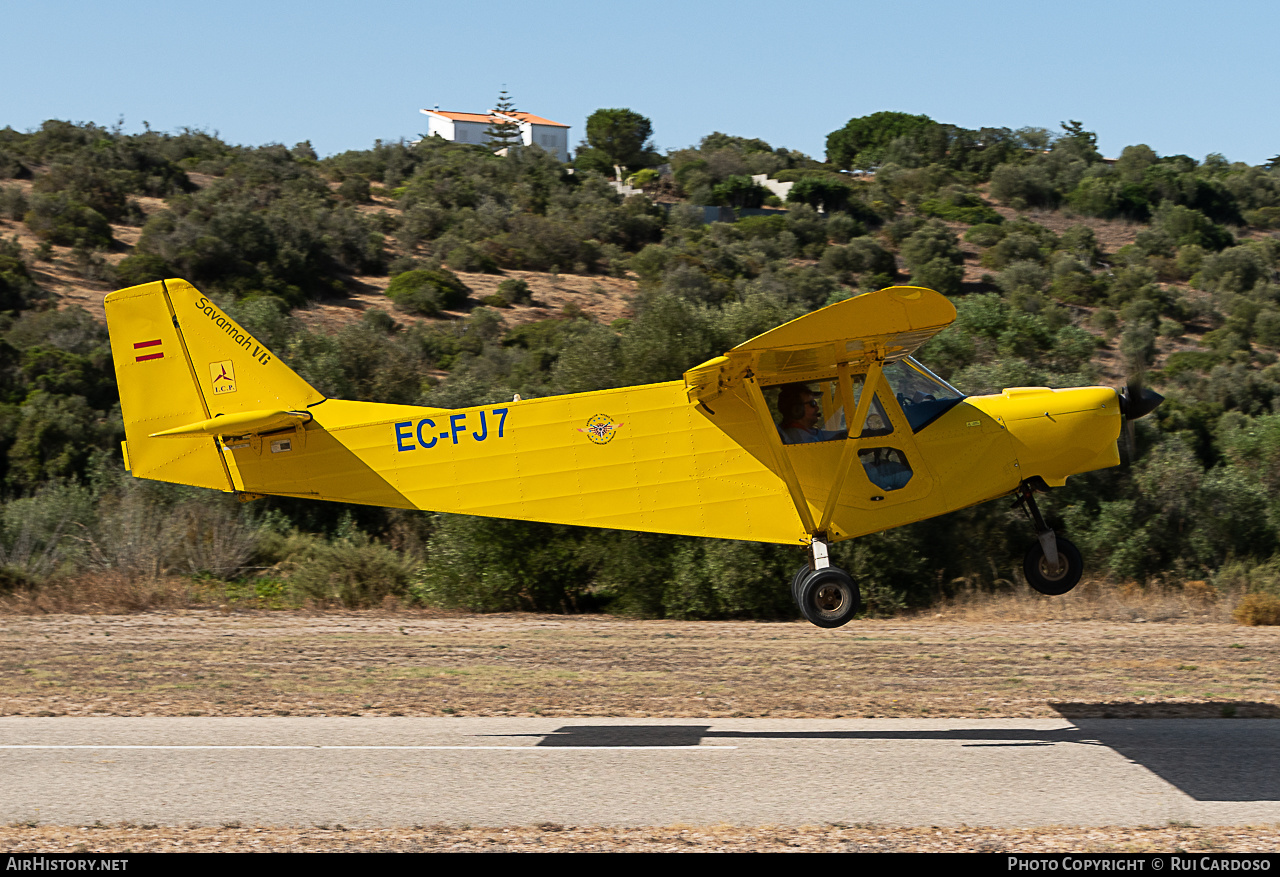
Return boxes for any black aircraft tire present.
[797,567,862,628]
[1023,536,1084,596]
[791,564,811,606]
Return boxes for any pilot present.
[778,384,846,444]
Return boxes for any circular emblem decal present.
[580,413,623,444]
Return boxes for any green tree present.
[825,111,937,171]
[485,89,523,153]
[585,108,653,180]
[710,175,765,208]
[385,268,470,316]
[787,176,856,213]
[1058,120,1099,157]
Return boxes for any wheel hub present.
[815,584,846,612]
[1038,555,1069,581]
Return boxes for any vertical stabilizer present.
[104,279,324,491]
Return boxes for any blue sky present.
[4,0,1277,164]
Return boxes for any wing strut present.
[743,373,817,535]
[818,359,883,534]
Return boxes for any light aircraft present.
[105,280,1162,627]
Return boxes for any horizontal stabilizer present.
[150,409,312,439]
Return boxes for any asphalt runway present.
[2,717,1277,827]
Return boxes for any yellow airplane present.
[105,280,1161,627]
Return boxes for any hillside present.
[1,116,1280,621]
[0,174,1229,390]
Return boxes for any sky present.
[3,0,1278,165]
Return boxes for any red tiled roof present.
[503,112,568,128]
[423,109,568,128]
[425,110,493,124]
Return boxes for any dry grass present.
[1235,593,1280,626]
[1,609,1275,719]
[293,268,637,334]
[4,821,1279,852]
[0,574,1265,624]
[0,574,206,615]
[933,578,1247,625]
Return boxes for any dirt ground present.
[292,268,637,334]
[3,822,1278,853]
[1,611,1275,719]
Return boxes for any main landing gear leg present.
[792,534,862,628]
[1013,481,1083,596]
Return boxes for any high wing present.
[685,284,957,397]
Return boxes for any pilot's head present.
[778,383,819,428]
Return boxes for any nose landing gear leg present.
[1013,481,1083,596]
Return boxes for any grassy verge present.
[1,610,1276,719]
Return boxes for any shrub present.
[819,237,895,278]
[709,175,765,208]
[0,237,37,311]
[899,221,962,272]
[825,212,864,244]
[918,186,1003,225]
[289,530,417,608]
[337,175,371,203]
[0,186,27,221]
[1234,593,1280,625]
[386,268,470,316]
[410,515,597,612]
[24,193,112,248]
[989,162,1057,209]
[1153,204,1233,251]
[485,277,533,308]
[446,243,500,274]
[964,223,1007,248]
[980,232,1048,269]
[114,253,173,288]
[787,176,857,214]
[628,168,659,188]
[909,258,964,296]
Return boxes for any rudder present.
[105,278,324,491]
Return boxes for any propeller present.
[1117,377,1164,467]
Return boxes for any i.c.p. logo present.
[580,414,623,444]
[209,360,237,395]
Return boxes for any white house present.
[419,108,570,162]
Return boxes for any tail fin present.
[105,279,324,491]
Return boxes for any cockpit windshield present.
[881,357,966,432]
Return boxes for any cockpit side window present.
[771,375,899,445]
[773,380,848,445]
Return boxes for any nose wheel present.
[1023,536,1083,595]
[1013,480,1083,596]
